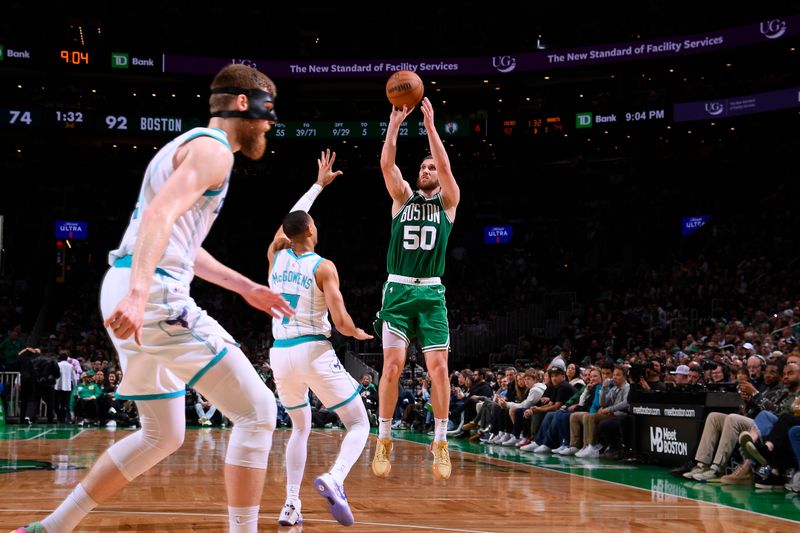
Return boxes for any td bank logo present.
[575,112,593,128]
[111,52,129,69]
[0,44,4,61]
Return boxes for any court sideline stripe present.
[390,436,800,526]
[22,429,55,441]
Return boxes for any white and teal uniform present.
[268,249,360,411]
[270,249,331,342]
[101,127,237,401]
[108,127,231,286]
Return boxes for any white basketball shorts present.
[270,336,361,411]
[100,264,236,400]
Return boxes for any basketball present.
[385,70,424,109]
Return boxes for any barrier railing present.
[0,372,21,419]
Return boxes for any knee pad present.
[225,388,276,470]
[107,399,186,481]
[192,346,277,469]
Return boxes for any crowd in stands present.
[378,342,800,495]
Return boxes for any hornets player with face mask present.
[13,64,294,533]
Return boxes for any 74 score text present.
[3,109,193,133]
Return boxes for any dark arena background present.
[1,3,800,531]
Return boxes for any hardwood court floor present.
[1,426,799,532]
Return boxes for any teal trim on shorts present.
[327,385,362,411]
[202,188,224,197]
[112,255,177,280]
[115,390,186,401]
[284,402,309,410]
[187,347,229,387]
[272,334,329,348]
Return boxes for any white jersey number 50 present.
[403,225,437,251]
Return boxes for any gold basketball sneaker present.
[371,438,393,478]
[430,440,451,480]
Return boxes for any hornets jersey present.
[107,127,231,285]
[270,248,331,340]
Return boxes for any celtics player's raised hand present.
[420,97,435,131]
[316,148,343,188]
[388,103,413,126]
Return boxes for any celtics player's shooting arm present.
[380,106,414,212]
[316,260,373,341]
[421,98,460,211]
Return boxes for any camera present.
[629,361,653,382]
[701,359,718,371]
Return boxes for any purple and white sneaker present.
[314,473,354,526]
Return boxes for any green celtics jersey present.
[387,191,453,278]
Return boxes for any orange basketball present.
[385,70,424,109]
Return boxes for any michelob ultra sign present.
[55,220,88,240]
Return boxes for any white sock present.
[228,505,259,533]
[434,418,449,442]
[330,399,370,484]
[41,483,97,533]
[286,484,301,509]
[378,417,393,439]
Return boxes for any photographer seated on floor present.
[629,359,666,392]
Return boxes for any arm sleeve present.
[290,184,323,213]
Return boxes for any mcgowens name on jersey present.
[272,269,314,289]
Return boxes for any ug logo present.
[492,55,517,73]
[760,19,787,40]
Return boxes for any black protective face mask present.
[210,87,277,121]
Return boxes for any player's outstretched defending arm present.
[267,148,343,265]
[380,105,414,215]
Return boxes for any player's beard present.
[417,175,439,192]
[238,121,268,160]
